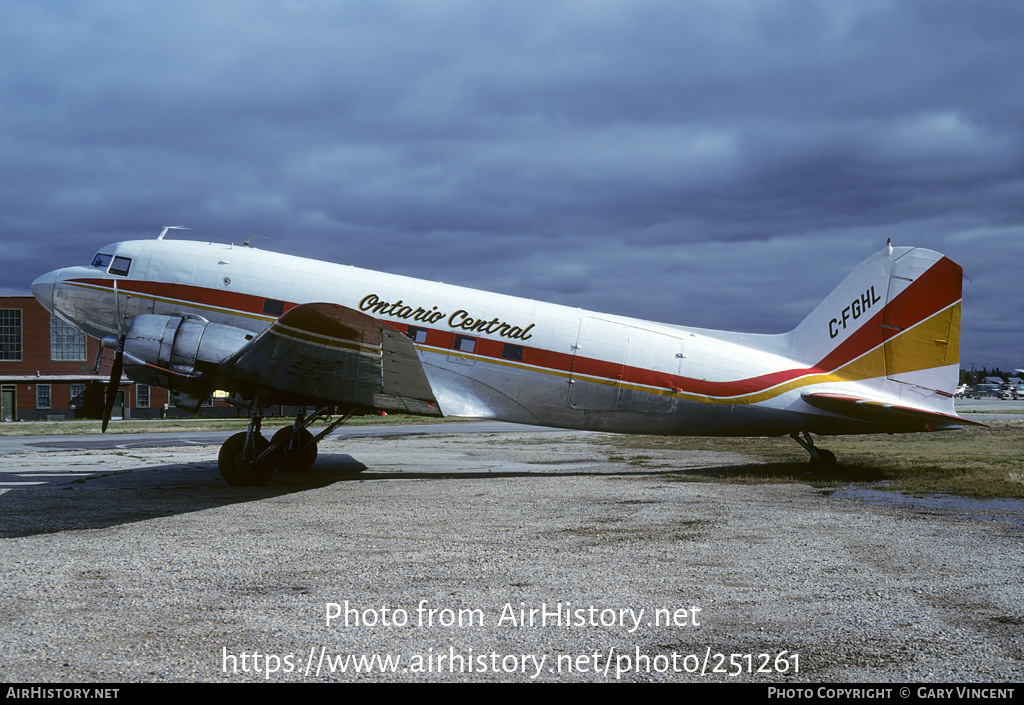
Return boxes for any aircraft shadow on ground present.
[660,461,887,483]
[0,455,357,538]
[0,454,860,539]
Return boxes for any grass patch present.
[594,421,1024,499]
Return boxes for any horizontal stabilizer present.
[802,392,984,432]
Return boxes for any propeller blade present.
[101,338,123,433]
[102,280,126,433]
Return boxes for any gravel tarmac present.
[1,429,1021,683]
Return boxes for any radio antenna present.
[157,225,191,240]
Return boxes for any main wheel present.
[218,431,274,486]
[270,427,318,473]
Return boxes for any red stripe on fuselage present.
[73,277,290,318]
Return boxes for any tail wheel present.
[271,427,318,473]
[218,431,274,486]
[810,448,838,469]
[791,431,839,469]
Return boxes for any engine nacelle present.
[121,314,255,411]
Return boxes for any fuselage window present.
[108,256,132,277]
[406,326,428,343]
[501,343,524,361]
[454,335,476,353]
[262,299,285,316]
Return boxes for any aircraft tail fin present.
[787,244,964,416]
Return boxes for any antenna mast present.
[157,226,191,240]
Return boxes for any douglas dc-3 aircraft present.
[31,228,977,485]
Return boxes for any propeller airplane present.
[31,229,977,486]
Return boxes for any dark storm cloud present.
[1,0,1021,367]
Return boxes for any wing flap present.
[222,302,441,416]
[801,392,984,431]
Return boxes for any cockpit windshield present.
[90,252,132,276]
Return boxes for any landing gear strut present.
[216,403,358,486]
[790,431,837,468]
[271,426,317,473]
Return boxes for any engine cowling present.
[121,314,255,411]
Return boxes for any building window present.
[36,384,51,410]
[70,384,85,409]
[0,309,21,361]
[137,384,150,408]
[51,316,87,361]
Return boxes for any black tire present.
[811,448,838,469]
[270,427,318,473]
[218,431,274,486]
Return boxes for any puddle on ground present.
[832,486,1024,526]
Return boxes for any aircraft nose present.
[31,269,60,314]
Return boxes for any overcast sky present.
[2,1,1021,370]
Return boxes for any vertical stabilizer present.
[787,245,963,414]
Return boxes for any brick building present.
[0,295,174,421]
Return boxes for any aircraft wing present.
[220,302,442,416]
[801,392,985,432]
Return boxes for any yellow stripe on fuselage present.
[268,320,382,356]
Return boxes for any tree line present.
[959,367,1020,384]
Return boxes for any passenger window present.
[406,326,428,343]
[501,344,524,361]
[454,335,476,353]
[108,256,132,276]
[263,299,285,316]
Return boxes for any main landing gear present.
[790,431,837,469]
[217,404,356,486]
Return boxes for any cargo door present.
[569,318,681,413]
